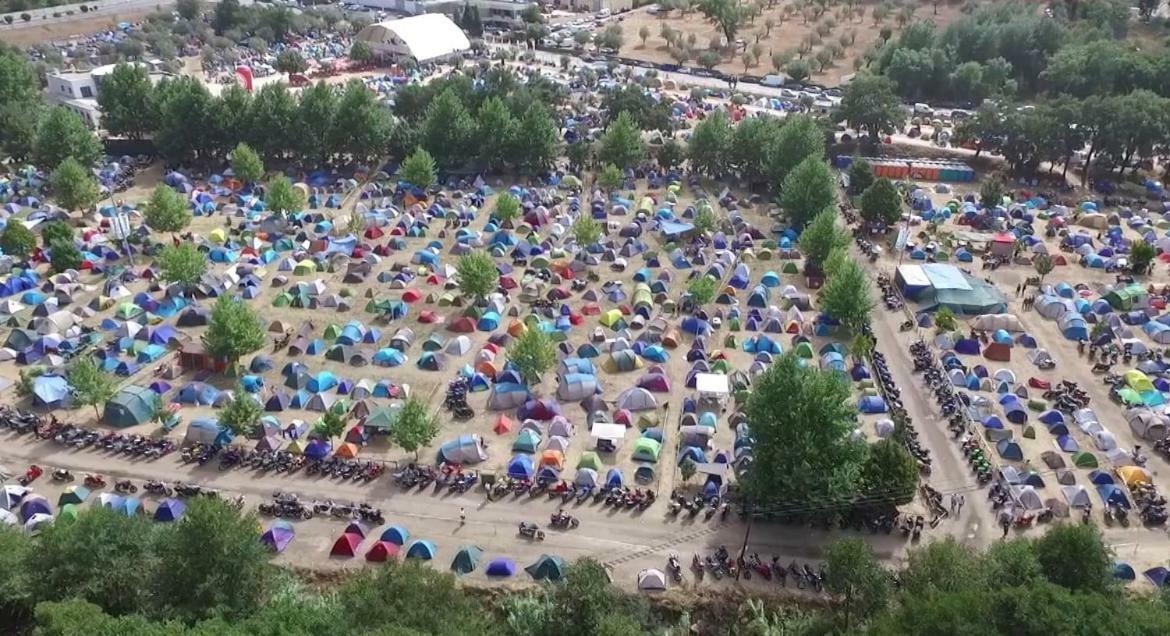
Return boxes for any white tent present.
[695,373,730,401]
[637,568,667,591]
[590,423,627,442]
[1061,485,1092,508]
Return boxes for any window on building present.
[80,86,93,98]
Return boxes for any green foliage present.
[494,193,521,225]
[598,163,625,191]
[692,206,717,235]
[698,0,743,45]
[687,276,717,306]
[980,176,1006,209]
[509,327,556,385]
[824,538,891,631]
[656,139,684,170]
[50,158,100,213]
[477,96,516,171]
[935,306,958,332]
[571,214,603,247]
[1130,240,1156,275]
[156,243,206,293]
[512,103,561,174]
[68,355,116,418]
[248,83,298,161]
[602,85,672,132]
[151,498,270,622]
[1033,523,1113,593]
[143,184,191,234]
[349,40,374,63]
[456,251,499,301]
[596,112,645,170]
[820,256,874,332]
[329,79,393,165]
[231,142,264,184]
[798,208,848,267]
[849,332,875,360]
[274,50,308,75]
[49,240,83,274]
[295,81,338,165]
[768,114,825,183]
[743,354,865,509]
[824,246,850,279]
[399,147,437,189]
[860,438,918,505]
[1033,253,1054,281]
[202,295,266,364]
[698,50,722,70]
[154,76,217,165]
[680,457,697,482]
[265,174,305,215]
[389,397,439,460]
[40,221,73,248]
[314,409,347,442]
[34,107,102,169]
[781,156,837,230]
[859,178,903,227]
[0,219,36,259]
[835,73,906,141]
[421,88,474,169]
[175,0,202,19]
[687,110,733,177]
[847,158,875,195]
[787,59,811,83]
[97,63,157,139]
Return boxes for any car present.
[761,74,786,87]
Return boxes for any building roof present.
[355,14,471,63]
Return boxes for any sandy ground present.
[0,9,156,47]
[606,1,975,85]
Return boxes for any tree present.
[456,251,499,302]
[156,243,206,296]
[743,354,865,509]
[596,111,645,170]
[265,174,305,215]
[787,59,811,83]
[399,147,437,189]
[1034,523,1112,593]
[421,88,473,168]
[0,220,35,259]
[846,157,875,195]
[476,96,516,171]
[152,498,269,622]
[97,63,156,139]
[390,397,440,461]
[512,103,561,173]
[68,355,115,419]
[698,50,722,70]
[859,178,903,228]
[349,40,374,63]
[314,409,347,445]
[639,25,650,46]
[835,73,905,143]
[1033,253,1054,282]
[231,142,264,184]
[860,438,918,505]
[142,183,191,235]
[488,195,519,229]
[34,107,102,169]
[687,109,733,177]
[692,206,718,235]
[767,114,825,183]
[781,156,836,229]
[329,80,393,165]
[849,332,875,361]
[571,215,602,247]
[508,326,556,385]
[247,82,298,161]
[657,139,684,170]
[49,158,100,214]
[176,0,202,19]
[934,306,958,332]
[680,457,697,482]
[274,50,308,76]
[1131,240,1156,275]
[49,240,82,274]
[799,208,848,267]
[688,275,718,306]
[980,176,1005,209]
[598,163,625,192]
[295,81,339,165]
[698,0,743,46]
[202,295,266,369]
[820,256,873,332]
[824,538,891,631]
[39,221,73,248]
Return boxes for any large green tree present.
[798,207,849,269]
[743,354,866,510]
[34,107,102,169]
[49,158,100,213]
[596,111,645,170]
[143,184,191,235]
[97,63,157,139]
[330,80,393,165]
[296,81,338,165]
[248,83,298,161]
[767,114,825,183]
[389,397,439,460]
[601,85,672,132]
[687,109,732,177]
[511,103,560,174]
[399,147,437,189]
[836,73,906,143]
[859,178,903,227]
[421,88,473,169]
[202,295,266,368]
[697,0,743,46]
[824,538,891,632]
[781,156,837,229]
[0,220,36,259]
[231,142,264,185]
[819,256,874,332]
[218,384,263,436]
[475,96,515,171]
[508,327,556,386]
[154,76,216,165]
[156,243,206,295]
[68,355,116,419]
[860,438,918,505]
[1033,523,1113,593]
[49,240,83,273]
[455,252,499,302]
[265,174,305,215]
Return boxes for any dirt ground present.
[608,1,978,84]
[0,10,156,47]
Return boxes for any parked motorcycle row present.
[181,443,385,481]
[913,340,994,486]
[1041,381,1092,414]
[444,378,475,421]
[875,273,905,311]
[259,491,385,524]
[393,463,480,494]
[868,336,933,474]
[691,546,827,592]
[667,492,729,521]
[17,417,177,458]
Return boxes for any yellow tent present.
[209,228,227,244]
[599,309,624,327]
[1117,465,1153,488]
[294,260,317,275]
[1125,370,1155,393]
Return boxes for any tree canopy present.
[50,158,100,213]
[596,112,645,170]
[859,178,903,228]
[156,243,206,294]
[508,326,556,386]
[143,184,191,234]
[67,355,116,419]
[799,208,849,268]
[34,107,102,169]
[265,174,305,215]
[781,156,837,230]
[835,74,906,142]
[820,255,874,332]
[687,276,718,306]
[456,251,499,302]
[571,214,603,247]
[687,109,733,177]
[400,147,437,190]
[97,63,157,139]
[202,295,266,366]
[390,397,440,460]
[231,142,264,184]
[0,219,36,259]
[49,240,83,274]
[217,384,263,436]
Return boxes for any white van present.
[762,74,785,87]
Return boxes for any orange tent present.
[335,442,360,459]
[538,450,565,469]
[365,540,400,562]
[494,416,513,435]
[330,532,362,557]
[507,321,527,337]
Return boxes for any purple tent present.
[153,498,186,522]
[261,525,295,552]
[518,399,562,421]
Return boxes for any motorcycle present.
[83,474,106,488]
[549,511,580,529]
[18,464,43,486]
[51,469,74,482]
[114,479,138,494]
[667,554,683,583]
[143,480,173,497]
[518,522,546,541]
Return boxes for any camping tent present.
[104,385,157,428]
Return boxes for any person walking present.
[957,495,965,515]
[459,507,466,526]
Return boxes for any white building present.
[45,62,168,130]
[354,14,472,64]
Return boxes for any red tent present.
[449,317,476,333]
[330,532,362,557]
[494,415,513,435]
[402,289,422,303]
[365,540,400,562]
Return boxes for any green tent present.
[115,303,142,319]
[451,545,483,575]
[323,324,343,340]
[632,438,661,462]
[104,385,157,428]
[272,293,293,307]
[422,333,446,351]
[58,503,79,523]
[781,262,799,274]
[793,341,815,359]
[513,429,541,453]
[364,406,401,432]
[1073,451,1098,468]
[526,554,567,582]
[577,451,603,471]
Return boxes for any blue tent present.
[1057,435,1080,452]
[1097,484,1130,509]
[486,558,517,577]
[406,539,437,560]
[305,439,332,460]
[996,439,1024,461]
[605,468,624,488]
[381,525,410,545]
[507,454,536,479]
[177,382,220,405]
[1112,562,1136,581]
[1145,567,1170,588]
[154,498,186,522]
[858,396,887,414]
[32,375,70,407]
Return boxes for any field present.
[608,1,978,84]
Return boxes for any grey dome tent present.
[104,385,157,428]
[557,373,599,401]
[617,387,658,412]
